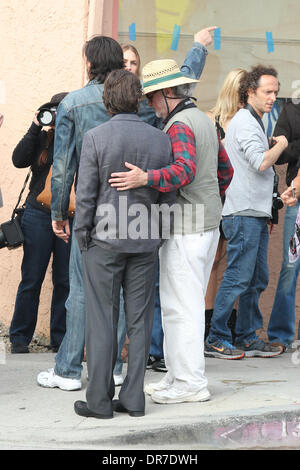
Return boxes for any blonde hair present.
[121,44,141,78]
[211,68,247,129]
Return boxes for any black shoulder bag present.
[0,169,31,249]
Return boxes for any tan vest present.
[164,107,222,234]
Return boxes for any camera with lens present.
[272,173,283,224]
[0,207,24,250]
[37,106,57,127]
[36,93,68,128]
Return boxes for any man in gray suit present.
[73,69,176,418]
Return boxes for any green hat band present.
[144,72,184,89]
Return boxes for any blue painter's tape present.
[171,24,181,51]
[214,27,221,50]
[129,23,136,41]
[266,32,274,52]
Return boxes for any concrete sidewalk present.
[1,350,300,450]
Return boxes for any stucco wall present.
[0,0,89,339]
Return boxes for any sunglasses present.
[146,91,159,101]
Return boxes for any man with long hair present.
[37,36,125,391]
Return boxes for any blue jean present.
[54,227,85,378]
[208,216,269,345]
[113,291,126,375]
[149,266,164,358]
[9,204,71,347]
[267,202,300,346]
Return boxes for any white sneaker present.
[113,374,124,386]
[144,376,172,396]
[151,387,211,404]
[37,368,82,391]
[86,371,123,386]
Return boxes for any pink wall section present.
[0,0,121,341]
[0,0,90,339]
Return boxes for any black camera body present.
[272,173,284,210]
[37,107,56,127]
[36,93,68,127]
[272,173,284,224]
[0,208,24,250]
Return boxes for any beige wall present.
[0,0,118,339]
[0,0,90,338]
[0,0,299,342]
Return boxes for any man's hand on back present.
[109,162,148,190]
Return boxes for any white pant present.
[159,229,219,392]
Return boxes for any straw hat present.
[142,59,199,95]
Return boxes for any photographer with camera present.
[9,93,72,354]
[205,65,288,359]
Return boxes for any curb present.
[96,407,300,450]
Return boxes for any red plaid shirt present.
[147,121,233,196]
[217,136,234,198]
[147,122,196,192]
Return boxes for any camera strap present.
[11,168,31,220]
[244,104,281,223]
[244,104,265,133]
[244,103,277,170]
[163,97,197,127]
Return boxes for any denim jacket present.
[51,42,207,220]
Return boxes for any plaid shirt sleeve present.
[147,122,196,192]
[217,135,234,198]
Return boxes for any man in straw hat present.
[109,58,233,404]
[73,69,176,418]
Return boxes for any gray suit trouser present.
[82,244,158,415]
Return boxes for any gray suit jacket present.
[74,113,176,253]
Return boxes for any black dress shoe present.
[112,399,145,417]
[74,401,113,419]
[11,343,29,354]
[147,355,167,372]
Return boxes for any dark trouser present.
[9,204,71,348]
[82,244,158,416]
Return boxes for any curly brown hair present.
[239,65,279,106]
[103,69,142,116]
